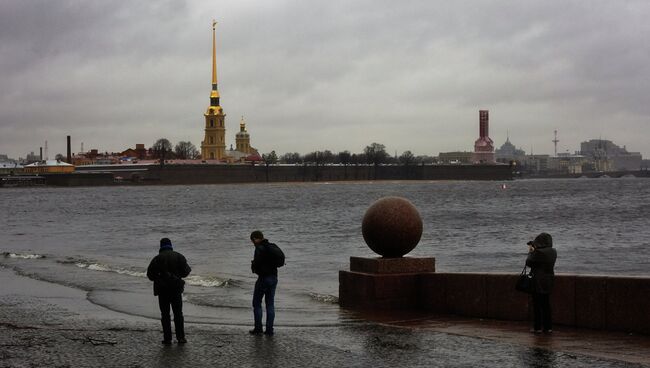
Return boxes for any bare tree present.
[174,141,198,159]
[364,142,388,166]
[280,152,302,164]
[337,150,351,165]
[337,150,352,179]
[262,151,278,182]
[152,138,173,166]
[262,151,278,166]
[399,150,415,165]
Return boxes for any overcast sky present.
[1,0,649,159]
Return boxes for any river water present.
[1,178,649,326]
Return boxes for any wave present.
[72,260,234,288]
[3,252,45,259]
[308,292,339,304]
[74,262,147,278]
[185,275,234,288]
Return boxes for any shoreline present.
[2,268,649,367]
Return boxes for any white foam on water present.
[75,262,147,278]
[308,292,339,304]
[3,252,45,259]
[73,261,231,287]
[185,275,231,288]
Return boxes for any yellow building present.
[236,116,252,154]
[23,160,75,174]
[201,21,226,160]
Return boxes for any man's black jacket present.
[252,239,278,277]
[147,249,191,295]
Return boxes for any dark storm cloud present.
[1,0,649,159]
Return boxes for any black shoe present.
[177,337,187,344]
[162,340,172,345]
[249,329,263,335]
[264,330,274,336]
[543,329,553,334]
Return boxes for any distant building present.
[0,155,22,175]
[235,117,253,155]
[121,144,148,160]
[23,151,41,164]
[580,139,642,171]
[225,117,261,163]
[439,151,473,164]
[495,134,526,164]
[641,160,650,170]
[523,154,550,174]
[549,153,587,174]
[23,160,74,174]
[472,110,495,163]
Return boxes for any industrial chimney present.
[67,135,72,164]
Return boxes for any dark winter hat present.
[250,230,264,240]
[532,233,553,248]
[160,238,173,250]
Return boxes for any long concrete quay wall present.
[145,163,513,184]
[340,270,650,334]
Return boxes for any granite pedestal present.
[339,256,436,309]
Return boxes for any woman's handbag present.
[515,265,533,293]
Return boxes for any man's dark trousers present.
[253,275,278,333]
[158,292,185,341]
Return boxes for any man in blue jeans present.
[249,230,279,336]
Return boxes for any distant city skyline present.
[1,1,649,159]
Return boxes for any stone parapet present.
[340,266,650,335]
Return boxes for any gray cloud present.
[1,0,649,159]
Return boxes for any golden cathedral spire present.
[201,20,226,161]
[210,19,220,106]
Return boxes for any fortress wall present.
[145,164,513,184]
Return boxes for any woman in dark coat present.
[526,232,557,333]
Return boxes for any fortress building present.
[201,21,227,160]
[473,110,495,163]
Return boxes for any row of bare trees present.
[150,138,435,166]
[152,139,199,160]
[271,143,436,166]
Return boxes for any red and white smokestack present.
[473,109,495,163]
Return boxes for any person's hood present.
[533,232,553,249]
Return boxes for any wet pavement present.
[1,270,649,367]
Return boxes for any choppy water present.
[1,178,649,326]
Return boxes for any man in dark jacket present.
[249,230,279,336]
[526,232,557,333]
[147,238,192,345]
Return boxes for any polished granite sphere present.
[362,196,423,257]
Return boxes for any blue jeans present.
[252,275,278,332]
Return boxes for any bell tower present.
[201,20,226,160]
[236,116,252,154]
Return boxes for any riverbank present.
[1,268,648,367]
